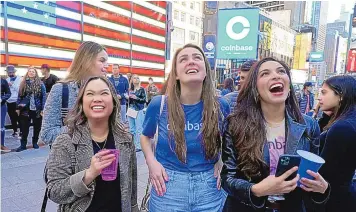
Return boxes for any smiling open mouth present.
[269,83,284,93]
[186,69,198,74]
[92,106,105,111]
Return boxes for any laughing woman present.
[221,58,330,212]
[141,44,230,211]
[45,76,138,212]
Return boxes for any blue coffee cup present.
[297,150,325,186]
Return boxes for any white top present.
[6,76,22,103]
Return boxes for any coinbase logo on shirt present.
[167,121,203,131]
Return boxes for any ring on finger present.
[96,155,102,162]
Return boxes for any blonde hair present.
[63,41,106,83]
[166,43,222,163]
[19,66,42,96]
[130,74,141,90]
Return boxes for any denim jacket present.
[221,113,330,212]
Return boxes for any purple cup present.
[297,150,325,186]
[101,149,119,181]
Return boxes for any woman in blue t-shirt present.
[141,43,230,211]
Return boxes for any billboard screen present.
[203,34,216,70]
[216,8,259,60]
[347,49,356,72]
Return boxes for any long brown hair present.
[227,57,303,178]
[65,76,129,140]
[166,43,221,163]
[323,75,356,130]
[19,66,42,96]
[63,41,106,83]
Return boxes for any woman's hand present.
[251,167,299,197]
[147,158,168,197]
[300,170,328,194]
[84,150,116,184]
[214,159,223,190]
[16,110,20,116]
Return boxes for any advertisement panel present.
[347,49,356,72]
[217,8,259,59]
[293,34,301,69]
[203,34,216,70]
[309,52,324,62]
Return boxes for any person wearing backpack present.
[40,41,108,145]
[45,76,138,211]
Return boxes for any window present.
[189,31,199,43]
[182,1,186,6]
[172,27,185,44]
[190,2,194,10]
[196,2,201,12]
[196,17,200,27]
[174,10,179,20]
[190,15,194,25]
[181,12,186,22]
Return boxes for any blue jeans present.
[149,168,226,212]
[1,104,7,146]
[128,109,144,150]
[120,104,127,123]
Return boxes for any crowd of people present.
[1,41,356,212]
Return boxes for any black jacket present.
[221,114,330,212]
[319,108,356,212]
[128,87,146,111]
[1,78,11,106]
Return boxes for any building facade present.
[324,31,339,74]
[166,1,204,75]
[0,1,167,87]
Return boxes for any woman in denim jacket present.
[16,67,46,151]
[221,58,330,212]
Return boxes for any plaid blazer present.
[45,123,138,212]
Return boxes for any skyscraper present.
[310,1,329,52]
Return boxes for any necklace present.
[93,138,108,150]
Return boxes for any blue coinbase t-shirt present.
[142,95,230,172]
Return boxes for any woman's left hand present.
[300,170,329,194]
[214,159,223,190]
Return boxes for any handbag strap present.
[152,95,165,154]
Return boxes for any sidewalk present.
[1,129,149,212]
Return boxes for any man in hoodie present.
[5,65,22,138]
[108,64,129,124]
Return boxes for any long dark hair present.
[166,43,221,163]
[223,77,234,92]
[65,76,129,139]
[323,75,356,129]
[227,57,303,178]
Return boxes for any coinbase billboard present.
[217,8,259,59]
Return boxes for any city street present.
[1,129,149,212]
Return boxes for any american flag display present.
[0,1,166,87]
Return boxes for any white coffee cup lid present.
[297,150,325,164]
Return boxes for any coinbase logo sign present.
[226,16,250,40]
[216,8,259,59]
